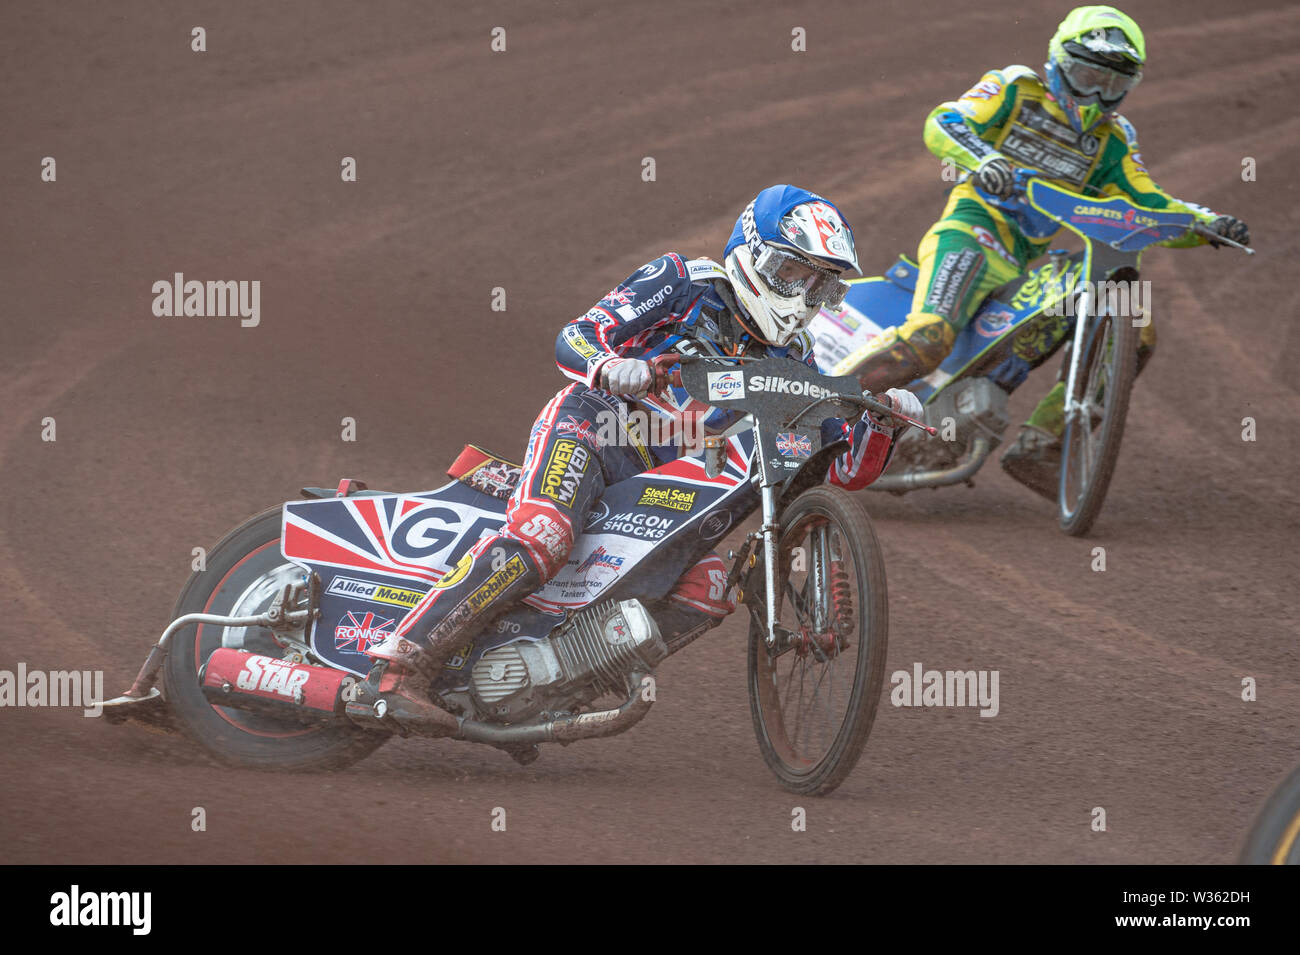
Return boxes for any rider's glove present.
[866,388,924,431]
[1209,215,1250,247]
[974,156,1016,199]
[599,357,653,398]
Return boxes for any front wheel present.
[1240,764,1300,864]
[162,507,387,770]
[747,485,889,796]
[1058,305,1138,536]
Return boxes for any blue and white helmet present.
[724,185,860,345]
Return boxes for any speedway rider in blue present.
[360,186,922,723]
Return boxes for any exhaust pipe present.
[455,671,654,746]
[199,649,352,726]
[869,435,994,493]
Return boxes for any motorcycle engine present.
[467,599,667,722]
[890,377,1010,470]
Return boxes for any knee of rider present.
[898,311,957,374]
[667,554,736,619]
[503,503,576,581]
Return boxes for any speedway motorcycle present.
[809,176,1253,536]
[104,353,930,795]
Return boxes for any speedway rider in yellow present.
[851,5,1250,496]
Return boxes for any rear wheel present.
[1058,305,1137,536]
[162,507,386,770]
[747,486,889,796]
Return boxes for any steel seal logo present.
[539,439,590,506]
[637,485,697,512]
[326,575,425,608]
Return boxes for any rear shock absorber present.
[829,561,854,639]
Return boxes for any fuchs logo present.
[747,376,833,399]
[334,611,397,653]
[236,656,314,697]
[326,576,425,608]
[577,546,626,575]
[775,432,813,458]
[706,371,745,401]
[975,306,1016,338]
[637,485,697,512]
[540,439,590,506]
[556,415,600,445]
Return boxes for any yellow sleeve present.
[922,68,1024,171]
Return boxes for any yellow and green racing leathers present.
[854,65,1221,437]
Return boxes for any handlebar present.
[646,352,937,436]
[1192,222,1255,255]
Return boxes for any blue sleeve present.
[555,252,695,385]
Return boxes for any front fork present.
[755,483,831,649]
[760,482,782,647]
[1061,279,1095,430]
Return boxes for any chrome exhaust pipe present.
[869,436,994,492]
[455,671,654,746]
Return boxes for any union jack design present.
[775,432,813,458]
[282,489,506,585]
[334,610,396,653]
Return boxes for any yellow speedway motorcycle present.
[808,176,1253,536]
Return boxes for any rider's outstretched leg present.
[350,385,621,728]
[1001,314,1157,499]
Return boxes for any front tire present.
[1058,305,1138,537]
[747,486,889,796]
[162,507,386,770]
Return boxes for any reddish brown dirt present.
[1,0,1297,864]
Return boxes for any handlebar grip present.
[648,353,682,392]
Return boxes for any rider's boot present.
[853,315,953,395]
[348,539,542,734]
[1000,381,1066,501]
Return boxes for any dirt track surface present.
[2,0,1297,864]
